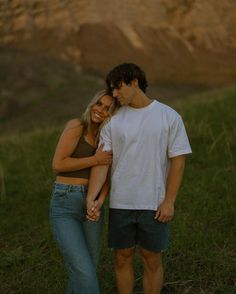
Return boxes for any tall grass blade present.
[0,163,6,202]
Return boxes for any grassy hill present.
[0,86,235,293]
[0,48,107,135]
[0,48,211,137]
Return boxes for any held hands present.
[94,144,112,165]
[155,200,174,223]
[86,199,101,222]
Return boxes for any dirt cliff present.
[1,0,236,86]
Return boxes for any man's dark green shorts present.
[108,209,169,252]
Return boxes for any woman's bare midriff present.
[56,176,88,185]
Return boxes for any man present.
[87,63,192,294]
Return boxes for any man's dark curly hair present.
[106,63,148,93]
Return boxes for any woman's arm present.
[52,119,112,173]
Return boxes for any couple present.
[50,63,192,294]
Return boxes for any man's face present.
[111,80,137,106]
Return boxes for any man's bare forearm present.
[87,165,110,202]
[155,155,186,222]
[165,155,186,204]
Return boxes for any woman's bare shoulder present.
[64,119,84,135]
[65,118,82,128]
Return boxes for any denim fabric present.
[50,182,103,294]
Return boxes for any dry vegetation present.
[1,0,236,85]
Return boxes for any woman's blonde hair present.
[81,90,120,142]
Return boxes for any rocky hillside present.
[1,0,236,86]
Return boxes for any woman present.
[50,90,118,294]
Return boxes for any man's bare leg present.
[115,247,136,294]
[140,248,163,294]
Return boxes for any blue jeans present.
[50,182,103,294]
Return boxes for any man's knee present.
[140,248,162,272]
[115,247,135,268]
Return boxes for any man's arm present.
[96,169,111,208]
[155,155,186,222]
[87,120,112,220]
[86,164,110,217]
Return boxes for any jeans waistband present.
[54,182,88,193]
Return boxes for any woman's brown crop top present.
[57,136,96,179]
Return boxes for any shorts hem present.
[108,243,136,250]
[139,242,169,253]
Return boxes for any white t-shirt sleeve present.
[99,121,112,151]
[168,114,192,158]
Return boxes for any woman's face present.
[91,95,113,124]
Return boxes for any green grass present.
[0,88,236,293]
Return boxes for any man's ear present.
[131,79,139,87]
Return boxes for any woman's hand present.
[94,144,112,165]
[86,200,101,221]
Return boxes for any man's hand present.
[86,200,101,221]
[155,200,174,223]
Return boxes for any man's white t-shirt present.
[100,100,192,210]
